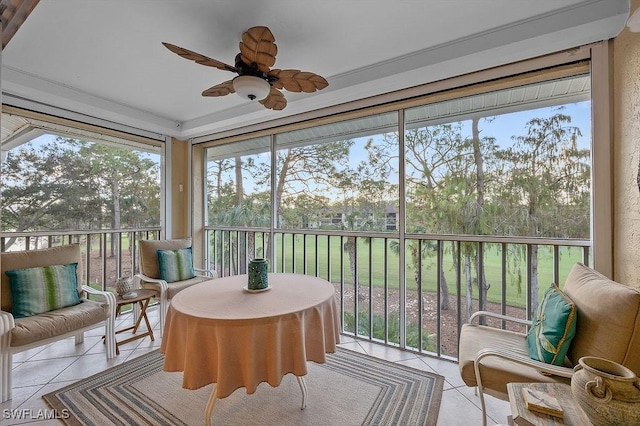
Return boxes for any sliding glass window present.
[275,112,399,232]
[404,75,591,238]
[205,136,272,229]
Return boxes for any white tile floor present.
[1,306,511,425]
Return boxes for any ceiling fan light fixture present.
[233,75,270,101]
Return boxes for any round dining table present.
[159,272,341,425]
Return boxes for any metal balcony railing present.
[0,228,161,292]
[205,226,590,360]
[0,227,590,361]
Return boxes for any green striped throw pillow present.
[157,247,195,283]
[6,263,81,318]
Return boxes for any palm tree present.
[212,198,270,274]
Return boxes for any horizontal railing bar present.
[1,227,162,239]
[204,226,589,248]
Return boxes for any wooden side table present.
[507,382,592,426]
[112,289,156,354]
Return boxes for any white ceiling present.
[0,0,630,141]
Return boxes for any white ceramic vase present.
[571,356,640,426]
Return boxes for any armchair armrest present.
[474,346,574,379]
[80,285,117,359]
[469,310,532,327]
[81,285,117,317]
[133,273,168,292]
[472,345,574,426]
[194,267,217,278]
[0,310,16,336]
[1,309,16,399]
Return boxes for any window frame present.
[192,42,612,275]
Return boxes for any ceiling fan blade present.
[259,88,287,110]
[202,80,235,97]
[239,26,277,73]
[162,42,238,73]
[268,69,329,93]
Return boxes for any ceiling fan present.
[162,26,329,110]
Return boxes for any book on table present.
[521,387,564,418]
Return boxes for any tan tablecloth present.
[160,273,340,398]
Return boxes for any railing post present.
[501,242,507,329]
[85,234,92,286]
[436,239,442,356]
[416,239,423,350]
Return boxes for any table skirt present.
[160,274,340,398]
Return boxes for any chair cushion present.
[10,298,108,347]
[563,263,640,376]
[1,244,82,312]
[458,323,571,399]
[157,247,195,283]
[139,238,192,279]
[526,283,577,365]
[5,263,82,318]
[142,275,209,300]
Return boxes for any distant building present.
[385,205,397,231]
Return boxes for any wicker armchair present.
[133,238,216,336]
[1,244,116,402]
[458,263,640,426]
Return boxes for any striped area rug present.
[44,348,444,426]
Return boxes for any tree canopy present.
[207,108,590,241]
[1,137,160,240]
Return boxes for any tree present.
[494,110,586,311]
[207,153,270,273]
[456,117,499,320]
[75,141,160,255]
[1,140,99,248]
[286,193,330,228]
[207,158,234,201]
[1,137,160,251]
[404,123,477,311]
[273,141,354,227]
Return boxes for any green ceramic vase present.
[248,258,269,290]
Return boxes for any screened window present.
[1,113,162,241]
[205,136,272,228]
[275,112,399,231]
[404,74,591,238]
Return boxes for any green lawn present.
[213,232,587,308]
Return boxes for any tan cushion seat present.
[10,298,109,347]
[139,238,193,279]
[135,238,216,339]
[458,323,571,398]
[142,275,210,300]
[1,244,117,403]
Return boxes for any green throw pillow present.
[526,283,577,365]
[5,263,81,319]
[157,247,195,283]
